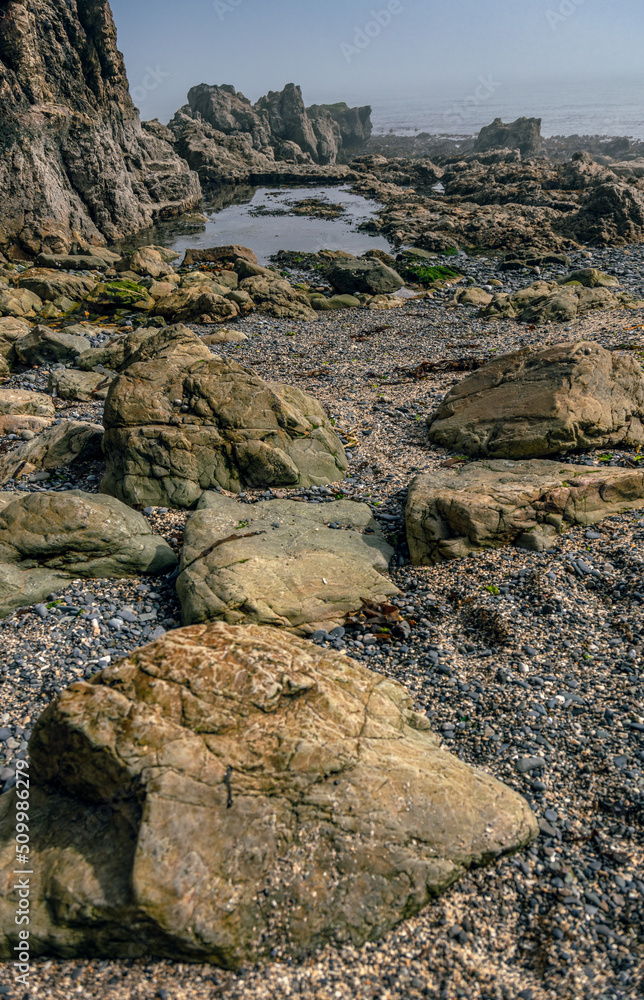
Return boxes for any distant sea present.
[369,77,644,139]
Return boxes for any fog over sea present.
[368,77,644,139]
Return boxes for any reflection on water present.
[112,185,392,265]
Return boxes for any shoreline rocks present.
[178,493,399,633]
[427,341,644,459]
[100,326,347,506]
[0,491,177,617]
[406,459,644,563]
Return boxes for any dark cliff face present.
[0,0,201,255]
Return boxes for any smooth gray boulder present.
[427,341,644,459]
[0,623,537,965]
[326,258,405,296]
[14,326,90,366]
[0,421,104,485]
[406,460,644,563]
[178,493,399,633]
[0,491,177,617]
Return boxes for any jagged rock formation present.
[165,83,371,188]
[0,0,201,257]
[473,117,543,158]
[310,102,373,150]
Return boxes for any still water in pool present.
[113,185,393,264]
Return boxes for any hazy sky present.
[109,0,643,125]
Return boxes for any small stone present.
[516,756,546,774]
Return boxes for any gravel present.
[0,254,643,1000]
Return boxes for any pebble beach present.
[1,263,643,1000]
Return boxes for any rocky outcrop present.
[0,0,201,257]
[481,277,630,324]
[166,83,370,187]
[100,325,347,506]
[406,461,644,563]
[309,102,373,151]
[473,117,543,158]
[427,342,644,459]
[0,490,176,617]
[178,493,399,633]
[0,623,537,964]
[560,179,644,246]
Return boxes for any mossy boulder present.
[85,280,154,310]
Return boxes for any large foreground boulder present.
[0,623,537,964]
[427,342,644,458]
[406,460,644,563]
[178,493,398,633]
[101,329,347,506]
[0,491,176,617]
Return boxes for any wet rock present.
[427,341,644,458]
[178,493,398,633]
[406,460,644,563]
[0,623,537,964]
